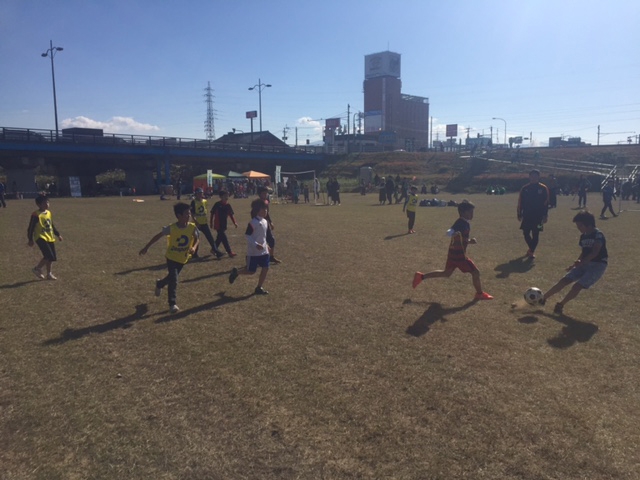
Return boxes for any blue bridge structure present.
[0,127,326,196]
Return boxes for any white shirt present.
[245,216,269,256]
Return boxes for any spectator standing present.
[600,179,618,219]
[577,174,591,209]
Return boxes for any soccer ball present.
[524,287,543,305]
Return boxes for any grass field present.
[1,191,639,479]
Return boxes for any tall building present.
[363,51,429,151]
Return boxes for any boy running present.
[412,201,493,300]
[209,190,238,257]
[228,199,270,295]
[190,188,223,259]
[402,185,419,234]
[28,194,63,280]
[139,202,200,314]
[540,211,607,314]
[257,187,281,263]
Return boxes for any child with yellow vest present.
[27,194,63,280]
[190,188,223,259]
[139,202,200,314]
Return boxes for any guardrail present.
[0,127,325,155]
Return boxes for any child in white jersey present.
[228,199,270,295]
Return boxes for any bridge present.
[0,127,326,196]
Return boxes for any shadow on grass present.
[42,304,149,346]
[154,291,254,324]
[182,270,233,284]
[0,279,42,289]
[494,255,535,278]
[384,232,410,241]
[405,300,477,337]
[517,311,598,348]
[115,263,167,275]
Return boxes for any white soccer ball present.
[524,287,543,305]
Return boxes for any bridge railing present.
[0,127,325,155]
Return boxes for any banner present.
[207,169,213,188]
[275,165,281,184]
[69,176,82,198]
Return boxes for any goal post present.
[278,168,317,203]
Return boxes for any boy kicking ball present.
[540,211,607,314]
[412,201,493,300]
[228,199,270,295]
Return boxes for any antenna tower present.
[204,81,216,140]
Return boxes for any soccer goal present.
[277,169,317,204]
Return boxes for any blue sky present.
[1,0,638,147]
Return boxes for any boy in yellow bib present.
[139,202,199,314]
[27,194,63,280]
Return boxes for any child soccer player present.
[412,201,493,300]
[28,194,63,280]
[209,190,238,257]
[228,199,270,295]
[257,186,281,263]
[139,202,200,314]
[402,185,419,234]
[190,188,223,259]
[540,211,607,314]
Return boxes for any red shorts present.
[445,257,478,273]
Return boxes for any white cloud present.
[297,116,322,128]
[61,116,160,134]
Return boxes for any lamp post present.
[248,78,271,132]
[492,117,507,146]
[41,40,64,139]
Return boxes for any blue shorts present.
[564,262,607,289]
[246,254,270,273]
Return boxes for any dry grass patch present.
[1,192,639,479]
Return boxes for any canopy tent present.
[193,172,226,192]
[242,170,271,179]
[226,170,245,178]
[194,172,226,180]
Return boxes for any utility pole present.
[597,125,600,146]
[430,116,433,149]
[347,104,350,135]
[282,125,290,143]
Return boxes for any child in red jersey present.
[412,201,493,300]
[27,194,63,280]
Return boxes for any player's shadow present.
[385,232,411,240]
[405,300,476,337]
[494,256,535,278]
[154,291,254,324]
[41,304,149,346]
[517,311,598,348]
[182,270,234,284]
[115,263,167,275]
[0,279,42,290]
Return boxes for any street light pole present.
[42,40,64,139]
[492,117,507,146]
[248,78,271,132]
